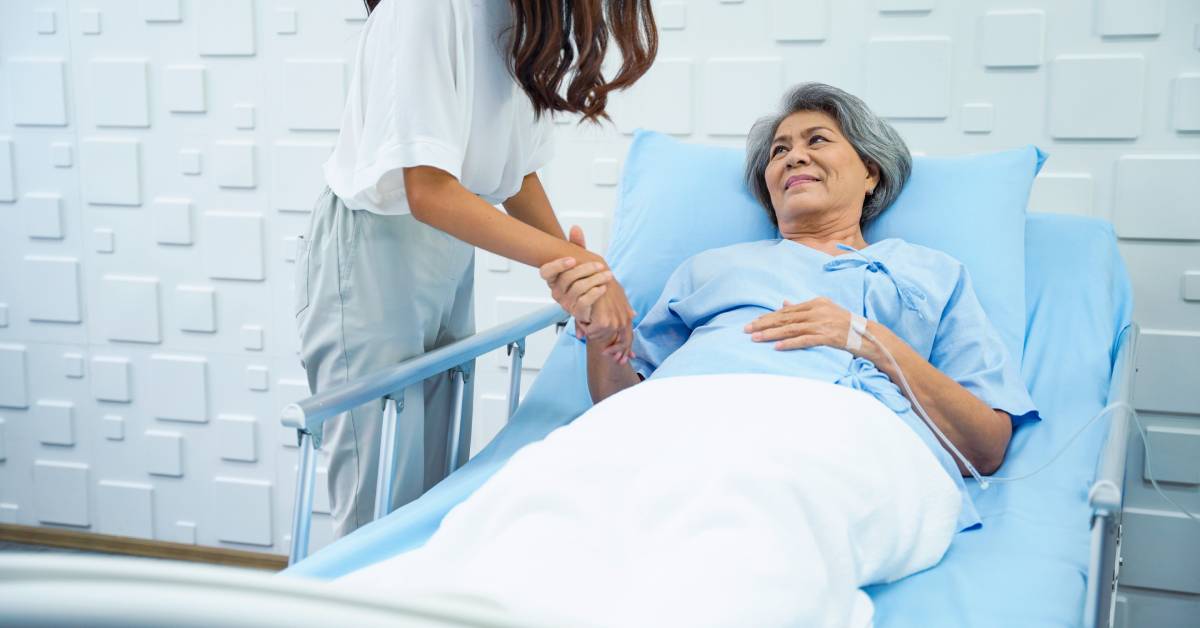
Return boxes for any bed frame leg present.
[288,432,318,565]
[507,340,525,419]
[446,363,474,477]
[373,395,404,522]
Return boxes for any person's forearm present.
[587,339,641,403]
[860,321,1011,475]
[407,168,599,268]
[503,173,567,240]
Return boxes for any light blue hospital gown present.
[628,238,1040,531]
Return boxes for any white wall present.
[0,0,1196,601]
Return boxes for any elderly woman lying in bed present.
[339,84,1039,628]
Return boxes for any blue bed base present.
[280,213,1136,628]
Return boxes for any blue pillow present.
[605,130,1045,364]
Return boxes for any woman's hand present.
[538,226,635,363]
[744,297,863,354]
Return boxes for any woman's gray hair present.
[745,83,911,227]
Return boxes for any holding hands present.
[540,226,636,364]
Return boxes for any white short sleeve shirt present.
[323,0,557,214]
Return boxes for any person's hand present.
[539,226,613,328]
[537,226,635,363]
[743,297,861,354]
[586,274,636,364]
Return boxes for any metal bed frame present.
[281,309,1139,628]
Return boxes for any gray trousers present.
[294,188,475,539]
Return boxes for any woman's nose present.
[786,149,810,168]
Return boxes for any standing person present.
[295,0,657,539]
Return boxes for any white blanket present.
[338,374,960,627]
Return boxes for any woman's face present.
[763,110,879,229]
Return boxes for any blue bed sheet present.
[285,214,1133,628]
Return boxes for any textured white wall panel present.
[1134,330,1200,415]
[35,400,74,446]
[97,481,154,539]
[21,256,81,323]
[1096,0,1165,37]
[175,286,216,333]
[163,65,207,114]
[148,355,208,423]
[702,58,782,135]
[1049,55,1145,139]
[152,197,194,245]
[1184,272,1200,302]
[271,142,332,212]
[63,353,85,379]
[102,415,125,441]
[771,0,829,42]
[214,141,257,189]
[202,211,264,280]
[91,356,132,403]
[1113,156,1200,241]
[877,0,935,12]
[6,58,68,127]
[196,0,256,57]
[283,60,346,131]
[96,275,161,343]
[23,193,65,240]
[33,460,89,527]
[49,142,72,169]
[216,414,258,462]
[214,477,273,546]
[1173,74,1200,132]
[865,38,951,119]
[613,59,694,136]
[81,139,142,206]
[0,346,30,409]
[144,430,183,477]
[980,10,1044,68]
[960,103,994,134]
[79,9,101,36]
[0,417,6,462]
[141,0,182,23]
[0,139,14,201]
[1029,173,1094,217]
[89,59,150,128]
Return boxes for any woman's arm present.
[857,320,1012,476]
[745,298,1012,475]
[406,166,583,267]
[502,172,566,240]
[406,166,636,358]
[586,336,643,403]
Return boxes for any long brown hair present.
[362,0,658,124]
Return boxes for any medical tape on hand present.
[845,314,868,351]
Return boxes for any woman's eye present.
[809,135,828,145]
[772,145,788,157]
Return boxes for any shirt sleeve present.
[628,263,695,379]
[363,1,467,191]
[525,112,557,175]
[930,262,1040,425]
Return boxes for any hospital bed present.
[274,168,1139,625]
[0,137,1139,627]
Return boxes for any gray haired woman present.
[545,81,1037,532]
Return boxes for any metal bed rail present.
[1083,323,1139,628]
[282,305,569,565]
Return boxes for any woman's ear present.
[865,161,881,195]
